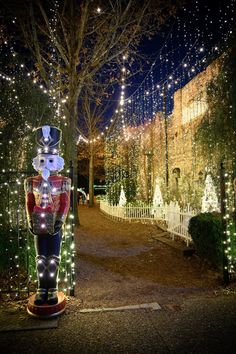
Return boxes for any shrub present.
[188,212,223,269]
[0,227,35,273]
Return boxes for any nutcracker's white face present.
[32,154,64,180]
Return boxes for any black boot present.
[47,288,58,305]
[34,288,47,305]
[35,255,47,305]
[47,255,60,305]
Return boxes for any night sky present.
[0,0,235,127]
[121,0,236,120]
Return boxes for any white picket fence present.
[100,200,196,246]
[165,202,196,246]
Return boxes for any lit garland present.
[104,0,235,206]
[0,22,75,297]
[0,173,76,297]
[1,0,236,292]
[223,172,236,278]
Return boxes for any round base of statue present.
[27,292,66,318]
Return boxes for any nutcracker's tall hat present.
[35,125,62,155]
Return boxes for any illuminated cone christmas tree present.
[119,186,127,206]
[152,178,163,207]
[201,174,220,212]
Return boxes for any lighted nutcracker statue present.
[25,125,71,317]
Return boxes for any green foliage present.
[0,25,57,172]
[195,47,236,175]
[169,172,204,210]
[0,226,34,278]
[0,73,56,172]
[123,177,136,203]
[229,222,236,264]
[188,212,223,269]
[105,135,139,204]
[107,180,121,205]
[106,176,137,205]
[0,229,10,272]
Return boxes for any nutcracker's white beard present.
[32,154,65,178]
[42,168,50,181]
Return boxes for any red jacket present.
[24,175,71,233]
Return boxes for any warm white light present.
[50,272,55,277]
[40,213,45,218]
[41,224,46,228]
[97,7,101,13]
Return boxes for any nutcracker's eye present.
[40,159,45,164]
[49,159,54,163]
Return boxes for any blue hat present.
[35,125,61,155]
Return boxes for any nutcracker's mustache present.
[42,168,50,181]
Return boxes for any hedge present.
[188,212,223,269]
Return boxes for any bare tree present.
[78,79,114,207]
[2,0,180,224]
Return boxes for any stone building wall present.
[136,58,221,207]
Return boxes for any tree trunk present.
[72,144,79,224]
[67,95,80,226]
[89,143,94,207]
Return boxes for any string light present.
[105,0,235,212]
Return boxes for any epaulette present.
[24,178,33,193]
[61,178,71,192]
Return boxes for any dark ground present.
[0,204,236,354]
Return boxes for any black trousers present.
[34,231,61,257]
[34,231,62,289]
